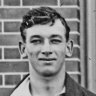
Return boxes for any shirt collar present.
[56,86,66,96]
[59,86,66,94]
[11,74,66,96]
[28,75,66,96]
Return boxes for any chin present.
[41,69,58,77]
[42,72,53,77]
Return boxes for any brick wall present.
[0,0,80,96]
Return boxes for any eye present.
[51,39,62,44]
[30,39,42,44]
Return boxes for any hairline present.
[21,18,68,43]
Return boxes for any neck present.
[29,64,65,96]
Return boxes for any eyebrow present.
[30,35,42,39]
[30,34,63,39]
[50,35,62,39]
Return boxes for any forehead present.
[25,19,66,38]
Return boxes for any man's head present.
[20,7,70,43]
[19,7,73,77]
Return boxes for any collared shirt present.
[11,73,96,96]
[10,75,31,96]
[10,75,66,96]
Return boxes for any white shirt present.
[10,75,65,96]
[10,75,31,96]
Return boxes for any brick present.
[72,47,80,58]
[4,0,20,6]
[70,34,80,45]
[60,0,80,6]
[4,48,20,59]
[23,74,28,78]
[0,61,29,72]
[0,75,2,85]
[0,34,21,46]
[0,22,2,32]
[0,88,13,96]
[55,8,80,19]
[70,74,81,83]
[0,48,2,59]
[5,75,21,85]
[0,8,29,19]
[65,61,80,71]
[4,22,20,32]
[23,0,57,5]
[66,47,80,58]
[0,8,79,19]
[67,21,80,32]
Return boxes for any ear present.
[19,41,28,59]
[66,40,73,57]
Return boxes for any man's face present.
[21,19,72,77]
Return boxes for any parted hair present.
[20,7,70,42]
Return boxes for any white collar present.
[10,75,31,96]
[59,86,66,95]
[11,75,66,96]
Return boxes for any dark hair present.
[20,7,70,42]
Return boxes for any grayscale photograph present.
[0,0,96,96]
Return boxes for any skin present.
[19,19,73,96]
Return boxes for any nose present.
[41,40,52,56]
[42,51,52,56]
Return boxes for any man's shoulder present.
[10,74,30,96]
[13,74,29,90]
[81,86,96,96]
[65,73,96,96]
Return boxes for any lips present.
[38,58,56,61]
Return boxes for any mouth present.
[38,58,56,61]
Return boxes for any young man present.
[10,7,96,96]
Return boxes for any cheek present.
[54,45,66,56]
[26,46,40,58]
[58,51,65,59]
